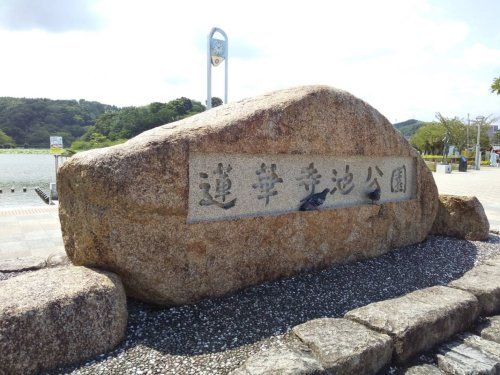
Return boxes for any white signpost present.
[50,136,63,155]
[207,27,228,109]
[49,136,63,202]
[50,136,63,171]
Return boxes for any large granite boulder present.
[0,266,127,374]
[58,85,439,305]
[431,195,489,241]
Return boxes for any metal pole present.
[224,36,228,104]
[207,32,212,109]
[54,155,59,175]
[207,27,228,108]
[475,117,482,170]
[466,113,469,150]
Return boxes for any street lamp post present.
[206,27,228,109]
[475,116,484,170]
[466,113,469,150]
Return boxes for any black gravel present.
[20,234,500,374]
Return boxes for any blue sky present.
[0,0,498,124]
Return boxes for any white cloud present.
[0,0,498,123]
[0,0,103,32]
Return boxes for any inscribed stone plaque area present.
[188,154,416,223]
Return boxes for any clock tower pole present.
[207,27,228,109]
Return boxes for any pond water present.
[0,154,65,209]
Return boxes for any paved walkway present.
[0,166,498,260]
[0,206,63,261]
[433,166,500,231]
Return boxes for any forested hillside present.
[0,96,209,149]
[0,97,116,147]
[74,97,205,149]
[393,119,423,139]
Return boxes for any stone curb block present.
[344,286,479,363]
[448,263,500,316]
[0,266,127,375]
[476,315,500,344]
[436,333,500,374]
[291,318,392,374]
[229,344,325,375]
[403,364,445,374]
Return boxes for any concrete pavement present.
[0,166,498,261]
[0,206,64,261]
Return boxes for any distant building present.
[488,124,499,139]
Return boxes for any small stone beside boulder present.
[0,266,127,375]
[431,195,490,241]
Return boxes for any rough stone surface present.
[0,266,127,375]
[448,264,500,315]
[291,318,392,374]
[477,316,500,344]
[403,364,445,374]
[431,194,490,241]
[49,235,500,374]
[436,334,500,374]
[58,85,438,305]
[229,345,324,375]
[345,286,479,363]
[0,256,46,272]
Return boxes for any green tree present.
[410,122,445,155]
[79,97,205,143]
[0,97,116,147]
[436,113,467,153]
[211,97,223,107]
[491,77,500,95]
[492,131,500,145]
[0,129,15,147]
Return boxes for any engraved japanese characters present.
[188,154,416,222]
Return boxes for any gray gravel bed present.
[26,234,500,374]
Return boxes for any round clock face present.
[212,40,224,56]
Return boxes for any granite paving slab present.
[291,318,392,374]
[436,333,500,374]
[448,263,500,315]
[345,286,479,363]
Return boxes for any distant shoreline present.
[0,149,50,154]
